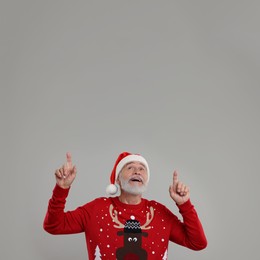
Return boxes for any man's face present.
[117,161,148,195]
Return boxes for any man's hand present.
[169,170,190,205]
[55,152,77,189]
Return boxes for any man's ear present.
[116,172,121,185]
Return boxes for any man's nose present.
[133,168,141,174]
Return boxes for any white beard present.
[119,175,148,195]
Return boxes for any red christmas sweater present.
[43,185,207,259]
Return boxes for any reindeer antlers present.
[109,204,125,229]
[109,204,154,230]
[141,206,154,230]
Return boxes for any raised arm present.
[168,170,207,250]
[43,153,84,235]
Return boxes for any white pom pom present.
[106,184,118,195]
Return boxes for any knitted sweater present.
[43,185,207,259]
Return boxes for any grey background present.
[1,1,259,259]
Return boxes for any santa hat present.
[106,152,150,195]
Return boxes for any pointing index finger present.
[173,170,178,186]
[66,152,72,166]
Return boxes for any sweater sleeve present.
[169,199,207,250]
[43,184,88,235]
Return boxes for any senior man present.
[43,151,207,259]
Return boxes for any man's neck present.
[118,191,142,205]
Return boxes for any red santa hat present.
[106,152,150,195]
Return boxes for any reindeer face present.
[117,220,148,248]
[124,233,142,248]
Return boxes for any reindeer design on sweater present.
[109,204,154,260]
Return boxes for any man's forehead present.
[124,161,146,167]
